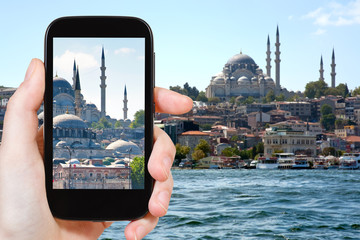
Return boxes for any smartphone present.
[44,16,154,220]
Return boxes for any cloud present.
[303,0,360,26]
[114,48,136,54]
[137,56,145,60]
[313,28,327,35]
[288,15,294,20]
[54,50,98,76]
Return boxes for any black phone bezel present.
[44,16,154,221]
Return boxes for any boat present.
[292,155,311,169]
[276,153,295,169]
[325,155,339,170]
[256,157,279,169]
[248,160,258,169]
[339,153,360,170]
[313,156,328,169]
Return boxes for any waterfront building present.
[263,127,316,157]
[53,159,131,189]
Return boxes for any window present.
[89,173,93,177]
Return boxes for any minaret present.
[266,35,271,77]
[319,55,324,81]
[72,59,77,89]
[331,48,336,88]
[275,25,281,92]
[123,85,128,119]
[74,66,82,117]
[100,46,107,118]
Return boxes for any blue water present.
[100,169,360,239]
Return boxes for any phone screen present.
[52,38,145,190]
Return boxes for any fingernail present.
[158,191,169,212]
[25,59,36,81]
[135,225,146,240]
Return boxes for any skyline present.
[1,0,360,95]
[54,38,145,120]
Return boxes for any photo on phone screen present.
[51,37,145,190]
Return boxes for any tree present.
[255,142,264,154]
[130,109,145,129]
[130,156,145,189]
[114,121,122,128]
[196,91,208,102]
[321,113,336,131]
[221,147,240,157]
[265,90,275,103]
[287,94,300,101]
[304,79,328,98]
[230,135,238,142]
[194,139,211,156]
[208,97,221,104]
[352,86,360,96]
[321,104,333,116]
[243,96,255,104]
[275,93,285,101]
[335,119,345,129]
[183,83,199,100]
[324,88,340,96]
[175,143,190,165]
[91,117,112,129]
[336,83,349,98]
[169,85,187,95]
[323,147,336,156]
[320,104,336,131]
[192,149,205,161]
[229,96,236,104]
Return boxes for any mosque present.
[43,47,143,160]
[206,26,285,100]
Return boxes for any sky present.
[54,38,145,120]
[1,0,360,115]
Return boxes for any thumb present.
[1,59,45,157]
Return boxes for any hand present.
[0,59,193,240]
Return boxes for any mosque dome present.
[106,139,142,155]
[54,77,72,89]
[53,77,74,97]
[227,53,256,65]
[53,113,87,129]
[213,76,225,84]
[265,76,274,82]
[68,159,80,165]
[237,76,250,85]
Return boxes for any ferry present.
[292,155,311,169]
[313,156,328,169]
[276,153,295,169]
[256,157,279,169]
[339,153,360,170]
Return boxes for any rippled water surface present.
[100,169,360,239]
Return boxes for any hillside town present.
[1,27,360,171]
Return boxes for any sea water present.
[100,169,360,239]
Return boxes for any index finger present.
[154,87,193,114]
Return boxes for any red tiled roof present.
[345,136,360,143]
[181,131,210,136]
